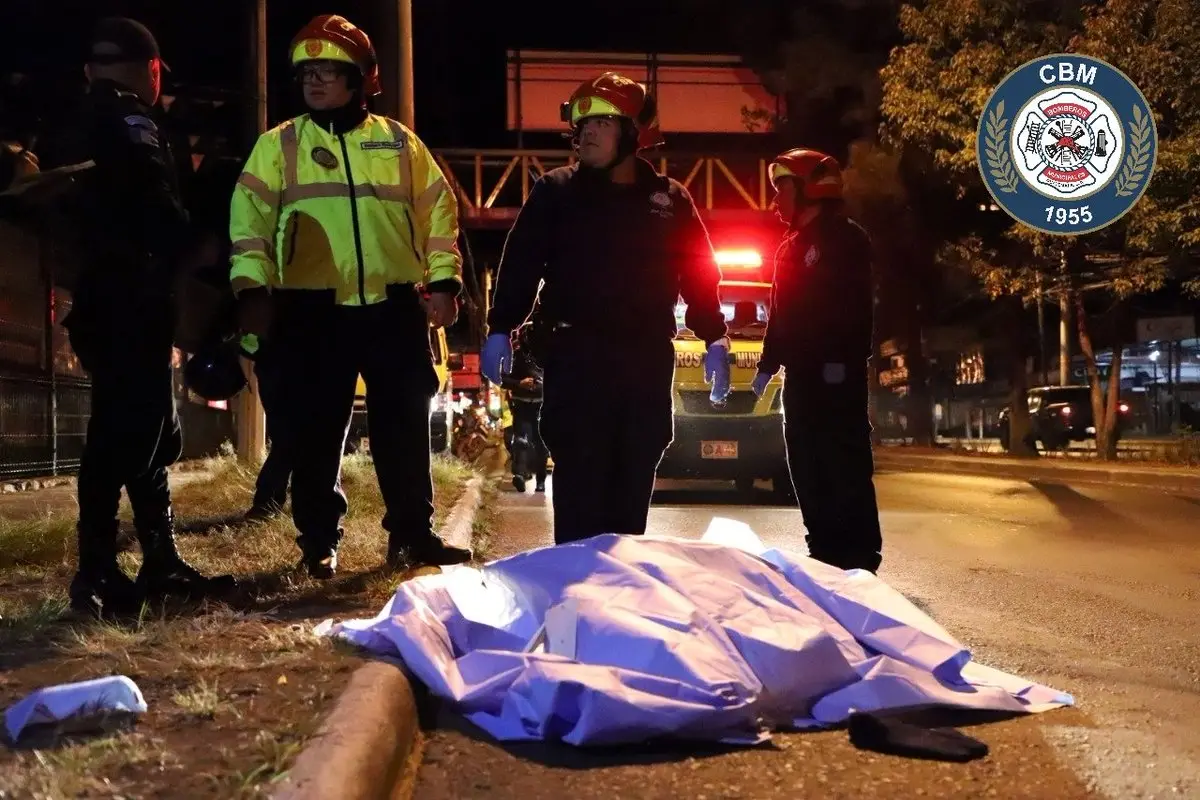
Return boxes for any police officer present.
[502,316,549,493]
[482,73,731,545]
[61,17,234,616]
[751,148,882,573]
[241,334,291,521]
[229,15,470,578]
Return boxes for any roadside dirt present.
[0,454,482,798]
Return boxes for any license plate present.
[701,441,738,459]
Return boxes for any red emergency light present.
[714,249,762,269]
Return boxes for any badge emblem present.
[650,192,672,208]
[577,97,592,115]
[977,54,1157,235]
[304,40,323,58]
[311,146,338,170]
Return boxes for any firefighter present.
[482,72,731,545]
[751,148,883,573]
[241,333,291,521]
[503,316,549,493]
[229,15,470,578]
[61,17,235,616]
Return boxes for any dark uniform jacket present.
[59,80,192,330]
[51,79,195,373]
[503,346,544,404]
[758,209,874,375]
[486,158,728,347]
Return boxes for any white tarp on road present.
[316,520,1073,746]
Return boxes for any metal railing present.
[432,149,778,223]
[0,221,236,480]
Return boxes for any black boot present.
[512,474,527,492]
[390,534,473,569]
[70,522,144,618]
[243,502,283,524]
[299,543,338,580]
[136,511,237,601]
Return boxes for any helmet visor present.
[291,38,357,67]
[561,95,626,125]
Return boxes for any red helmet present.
[560,73,664,150]
[769,148,843,201]
[290,15,381,97]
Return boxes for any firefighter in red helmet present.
[230,14,468,578]
[482,72,731,545]
[751,148,883,573]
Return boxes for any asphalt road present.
[410,467,1200,800]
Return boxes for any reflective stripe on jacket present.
[229,113,461,305]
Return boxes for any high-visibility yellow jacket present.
[229,113,461,305]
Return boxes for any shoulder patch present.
[361,140,405,151]
[124,114,160,147]
[804,245,820,267]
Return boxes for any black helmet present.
[184,340,247,401]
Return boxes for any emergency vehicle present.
[347,325,455,454]
[657,249,793,501]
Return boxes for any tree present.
[725,0,959,445]
[842,140,946,446]
[881,0,1200,459]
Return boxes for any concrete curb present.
[874,451,1200,494]
[271,474,488,800]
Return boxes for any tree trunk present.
[1005,298,1037,457]
[1099,344,1124,459]
[1073,291,1122,461]
[903,293,934,447]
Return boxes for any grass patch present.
[4,733,176,798]
[173,679,229,720]
[0,513,78,572]
[0,449,490,799]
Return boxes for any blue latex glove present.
[481,333,513,385]
[704,338,732,404]
[751,371,772,398]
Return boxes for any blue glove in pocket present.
[751,372,771,398]
[482,333,513,385]
[704,342,731,404]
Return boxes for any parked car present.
[998,385,1130,451]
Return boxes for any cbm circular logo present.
[977,54,1157,235]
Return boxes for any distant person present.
[61,17,234,616]
[482,72,731,544]
[229,15,470,578]
[503,315,549,493]
[241,333,291,521]
[751,148,882,573]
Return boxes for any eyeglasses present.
[296,63,344,83]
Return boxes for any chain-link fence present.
[0,220,235,479]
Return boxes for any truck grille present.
[678,390,760,415]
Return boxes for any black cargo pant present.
[272,286,438,554]
[538,330,675,544]
[511,399,548,481]
[67,304,182,567]
[251,344,291,511]
[781,364,883,572]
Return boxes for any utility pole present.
[236,0,268,464]
[1036,276,1047,386]
[397,0,415,128]
[1059,291,1071,386]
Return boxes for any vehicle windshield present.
[1039,387,1091,405]
[675,283,771,341]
